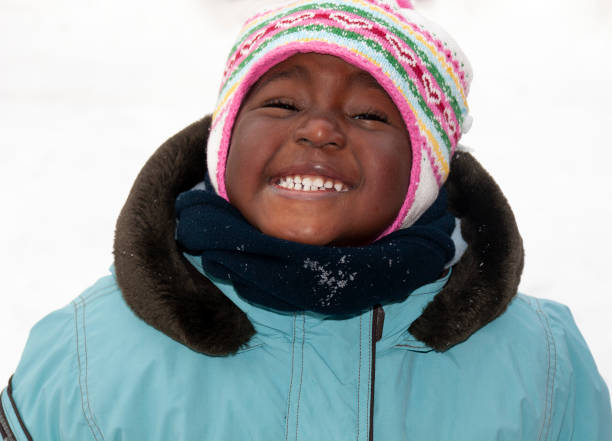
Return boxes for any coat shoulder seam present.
[528,297,557,441]
[73,297,106,441]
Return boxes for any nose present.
[293,112,346,149]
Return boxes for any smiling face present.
[225,53,412,246]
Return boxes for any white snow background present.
[1,0,611,399]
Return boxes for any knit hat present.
[207,0,473,236]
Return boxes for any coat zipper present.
[369,305,385,441]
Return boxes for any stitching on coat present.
[531,296,550,441]
[77,277,120,308]
[73,299,103,441]
[81,299,106,440]
[284,314,298,441]
[533,299,557,441]
[234,343,264,354]
[80,286,115,307]
[536,299,557,441]
[74,300,99,441]
[366,311,373,441]
[294,315,306,441]
[356,315,362,441]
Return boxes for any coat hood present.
[113,116,524,355]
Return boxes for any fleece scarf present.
[175,185,455,316]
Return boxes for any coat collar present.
[113,116,524,355]
[182,252,451,353]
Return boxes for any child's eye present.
[261,99,299,111]
[352,110,389,124]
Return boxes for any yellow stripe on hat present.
[346,44,450,176]
[354,0,468,109]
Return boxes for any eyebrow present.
[247,63,386,96]
[249,65,309,96]
[348,71,386,92]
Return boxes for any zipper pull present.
[373,305,385,343]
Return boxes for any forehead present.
[249,53,388,96]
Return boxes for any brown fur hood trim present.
[113,116,524,355]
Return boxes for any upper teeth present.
[277,175,349,192]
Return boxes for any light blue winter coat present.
[1,118,610,440]
[1,260,611,441]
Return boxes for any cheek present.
[225,115,294,211]
[362,136,412,205]
[226,117,270,191]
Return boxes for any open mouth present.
[274,174,350,192]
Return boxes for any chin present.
[260,222,337,246]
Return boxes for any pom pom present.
[461,114,474,134]
[396,0,414,8]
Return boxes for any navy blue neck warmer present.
[175,186,455,316]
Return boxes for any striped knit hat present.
[207,0,473,236]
